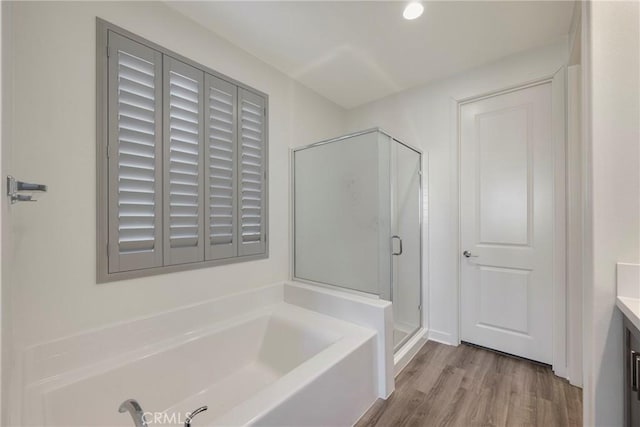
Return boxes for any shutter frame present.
[163,56,206,266]
[99,20,268,282]
[107,31,163,273]
[238,88,267,256]
[205,74,239,260]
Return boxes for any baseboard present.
[427,329,457,346]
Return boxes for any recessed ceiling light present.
[403,1,424,20]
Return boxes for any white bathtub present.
[20,284,390,426]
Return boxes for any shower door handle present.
[392,235,403,256]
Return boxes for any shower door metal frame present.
[389,139,423,351]
[290,128,424,348]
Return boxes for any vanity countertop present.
[617,263,640,332]
[617,296,640,332]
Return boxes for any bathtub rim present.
[18,282,392,426]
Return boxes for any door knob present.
[463,250,478,258]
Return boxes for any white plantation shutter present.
[107,32,163,273]
[238,89,267,256]
[163,57,205,265]
[205,75,238,260]
[100,23,268,280]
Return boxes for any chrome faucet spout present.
[118,399,148,427]
[185,405,208,427]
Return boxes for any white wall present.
[566,64,583,388]
[565,0,583,390]
[1,1,14,423]
[583,1,640,425]
[0,2,4,421]
[345,40,568,344]
[5,1,345,422]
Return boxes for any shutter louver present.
[103,27,268,279]
[163,57,205,265]
[238,89,267,256]
[107,32,163,273]
[205,75,237,260]
[118,53,156,252]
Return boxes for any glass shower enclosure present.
[293,128,423,350]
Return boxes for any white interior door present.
[460,82,553,364]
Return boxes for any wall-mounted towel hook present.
[7,175,48,204]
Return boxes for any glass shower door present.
[293,131,391,296]
[391,141,422,349]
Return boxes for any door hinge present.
[107,46,111,58]
[107,243,110,255]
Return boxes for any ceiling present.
[168,1,574,109]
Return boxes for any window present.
[97,20,268,282]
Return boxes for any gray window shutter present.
[238,88,267,256]
[107,32,163,273]
[204,75,238,260]
[163,56,205,265]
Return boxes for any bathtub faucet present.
[185,406,208,427]
[118,399,148,427]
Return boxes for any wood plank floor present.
[356,341,582,427]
